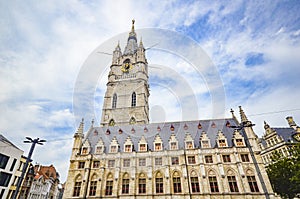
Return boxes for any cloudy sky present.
[1,0,300,182]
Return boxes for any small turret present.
[71,118,84,159]
[137,38,146,62]
[286,116,297,130]
[112,42,122,64]
[264,121,273,135]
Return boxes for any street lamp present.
[12,137,46,199]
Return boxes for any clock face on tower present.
[121,59,132,73]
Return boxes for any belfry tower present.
[100,20,150,126]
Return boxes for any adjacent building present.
[0,134,24,198]
[64,21,277,199]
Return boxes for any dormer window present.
[235,139,244,146]
[185,141,193,149]
[170,142,178,150]
[96,146,103,154]
[110,145,117,153]
[201,140,210,148]
[155,143,162,151]
[218,139,226,147]
[82,147,88,154]
[125,144,132,152]
[139,144,147,152]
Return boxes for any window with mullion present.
[105,180,113,195]
[209,176,219,192]
[228,176,239,192]
[173,177,182,193]
[122,179,130,194]
[191,177,200,193]
[89,181,97,196]
[73,182,81,196]
[138,178,146,193]
[247,176,259,192]
[155,177,163,193]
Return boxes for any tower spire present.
[124,19,138,55]
[131,19,135,32]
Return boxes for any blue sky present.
[1,0,300,182]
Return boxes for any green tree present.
[266,143,300,199]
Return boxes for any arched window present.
[131,92,136,107]
[155,172,164,193]
[208,170,219,193]
[73,175,82,197]
[105,173,113,195]
[112,93,117,109]
[89,174,98,196]
[246,170,259,192]
[122,173,130,194]
[172,171,182,193]
[190,171,200,193]
[138,173,147,194]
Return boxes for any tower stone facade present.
[100,20,149,127]
[64,21,277,199]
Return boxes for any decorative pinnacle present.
[131,19,135,32]
[230,108,235,118]
[239,106,248,123]
[264,121,270,130]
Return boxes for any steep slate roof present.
[85,118,239,154]
[0,134,21,150]
[261,127,298,147]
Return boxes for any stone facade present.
[63,21,277,199]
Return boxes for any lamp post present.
[12,137,46,199]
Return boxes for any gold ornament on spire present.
[132,19,135,31]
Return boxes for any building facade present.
[0,134,24,199]
[64,21,276,199]
[260,117,300,165]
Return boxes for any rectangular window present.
[188,156,196,164]
[236,139,244,146]
[139,158,146,166]
[123,159,130,167]
[219,139,226,147]
[0,189,4,199]
[82,147,88,154]
[155,143,162,151]
[209,176,219,192]
[156,177,163,193]
[73,182,81,196]
[93,161,100,168]
[122,179,129,194]
[108,160,115,168]
[138,178,146,194]
[89,181,97,196]
[110,145,117,153]
[228,176,239,192]
[105,180,113,195]
[186,141,193,149]
[125,145,132,152]
[171,157,179,165]
[170,142,177,150]
[247,176,259,192]
[202,140,210,148]
[155,158,162,166]
[191,177,200,193]
[241,154,250,162]
[139,144,146,151]
[173,177,182,193]
[0,153,9,169]
[0,172,12,187]
[78,162,85,169]
[96,146,103,154]
[10,158,17,171]
[205,155,213,163]
[222,155,231,163]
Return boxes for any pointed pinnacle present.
[239,106,248,123]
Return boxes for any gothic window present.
[209,176,219,193]
[222,155,231,163]
[105,180,113,195]
[109,119,115,126]
[89,181,97,196]
[129,117,136,125]
[73,181,81,196]
[173,172,182,193]
[247,175,259,192]
[228,175,239,192]
[131,92,136,107]
[123,159,130,167]
[241,154,250,162]
[155,173,163,193]
[139,158,146,166]
[171,157,179,165]
[138,174,146,194]
[188,156,196,164]
[112,93,117,109]
[155,157,162,166]
[93,161,100,168]
[122,174,130,194]
[205,155,213,163]
[191,177,200,193]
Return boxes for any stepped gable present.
[85,118,238,153]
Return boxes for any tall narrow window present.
[173,177,182,193]
[155,176,163,193]
[138,177,146,193]
[131,92,136,107]
[105,180,113,195]
[191,177,200,193]
[73,182,81,196]
[228,176,239,192]
[122,178,130,194]
[89,181,97,196]
[112,93,117,109]
[209,176,219,192]
[247,175,259,192]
